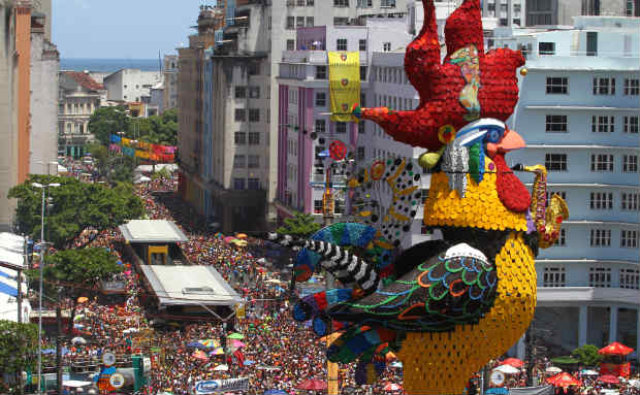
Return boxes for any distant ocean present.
[60,58,162,73]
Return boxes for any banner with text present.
[194,378,250,394]
[328,51,360,123]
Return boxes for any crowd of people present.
[31,164,640,395]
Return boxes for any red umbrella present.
[599,342,634,356]
[547,373,582,388]
[384,382,403,391]
[296,379,327,391]
[598,375,620,385]
[500,358,525,368]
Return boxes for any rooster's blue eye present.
[486,129,502,143]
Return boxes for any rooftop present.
[119,220,188,244]
[63,71,104,91]
[140,265,243,307]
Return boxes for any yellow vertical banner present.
[328,51,360,122]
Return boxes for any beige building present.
[163,55,178,112]
[58,71,105,158]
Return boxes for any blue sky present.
[53,0,213,59]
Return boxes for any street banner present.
[510,385,554,395]
[194,378,250,394]
[328,51,360,122]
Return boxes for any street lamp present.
[32,182,60,394]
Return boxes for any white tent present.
[135,164,178,174]
[494,364,520,375]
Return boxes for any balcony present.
[281,50,368,65]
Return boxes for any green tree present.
[8,175,144,249]
[32,248,122,334]
[276,211,322,238]
[571,344,603,367]
[0,320,38,394]
[88,106,129,145]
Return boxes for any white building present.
[163,55,179,111]
[103,68,162,103]
[30,12,59,175]
[508,16,640,355]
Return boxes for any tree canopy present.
[571,344,603,367]
[8,175,144,249]
[0,320,38,389]
[88,106,129,146]
[276,212,322,238]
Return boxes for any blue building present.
[505,16,640,355]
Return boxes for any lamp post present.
[32,182,60,394]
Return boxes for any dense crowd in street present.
[29,164,639,395]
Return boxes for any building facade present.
[102,68,162,103]
[0,1,19,231]
[526,0,638,26]
[509,17,640,355]
[163,55,179,112]
[58,71,105,158]
[481,0,525,26]
[30,11,59,175]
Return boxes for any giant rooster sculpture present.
[265,0,569,393]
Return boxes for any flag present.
[328,51,361,122]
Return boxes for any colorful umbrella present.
[236,233,248,239]
[228,333,244,340]
[77,297,89,303]
[500,357,525,368]
[598,375,620,385]
[193,350,209,361]
[199,339,219,348]
[547,373,581,388]
[599,342,634,356]
[384,382,403,391]
[209,347,225,356]
[296,379,327,391]
[231,339,246,349]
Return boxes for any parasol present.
[500,357,525,368]
[494,364,520,375]
[546,366,562,374]
[228,333,244,340]
[581,369,599,376]
[547,372,581,388]
[77,297,89,303]
[198,339,219,348]
[296,379,327,391]
[213,364,229,371]
[384,382,403,391]
[209,347,225,356]
[236,233,248,239]
[71,337,87,345]
[599,342,634,356]
[231,339,246,349]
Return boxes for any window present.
[624,116,639,133]
[306,17,314,27]
[623,155,638,172]
[620,269,640,290]
[589,267,611,287]
[234,154,246,168]
[334,17,349,26]
[622,193,640,211]
[621,230,639,248]
[383,42,392,52]
[248,132,260,145]
[381,0,396,7]
[235,86,246,98]
[315,92,327,107]
[360,66,368,80]
[543,267,565,287]
[539,42,555,55]
[590,192,613,210]
[307,0,314,4]
[336,38,347,51]
[590,154,614,172]
[334,0,349,6]
[546,77,568,94]
[296,16,305,28]
[592,77,616,95]
[249,86,260,98]
[358,120,365,135]
[315,119,326,133]
[249,109,260,122]
[315,66,327,79]
[357,146,366,161]
[248,155,260,168]
[233,178,245,190]
[234,132,246,145]
[359,39,367,51]
[545,153,567,171]
[590,229,611,247]
[357,0,372,6]
[555,229,567,246]
[286,16,294,30]
[592,116,615,133]
[314,199,323,214]
[248,178,261,190]
[545,115,567,132]
[248,63,260,76]
[624,78,639,95]
[286,39,295,51]
[235,109,246,122]
[336,122,347,133]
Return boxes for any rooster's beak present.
[487,129,526,157]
